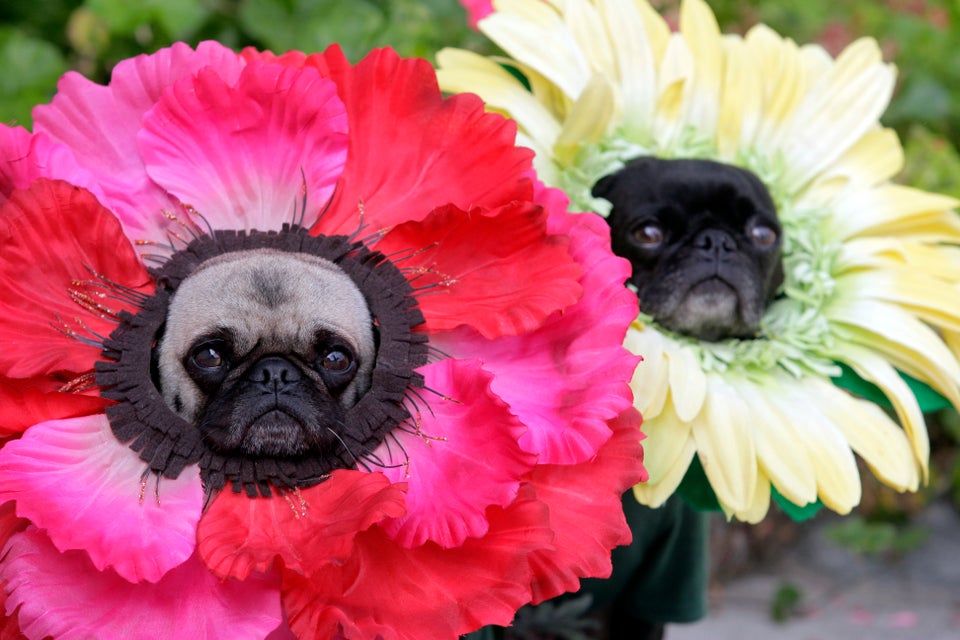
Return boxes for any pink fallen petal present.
[1,529,283,640]
[33,41,246,243]
[140,61,348,233]
[849,607,874,625]
[889,610,919,628]
[0,414,203,583]
[375,359,537,548]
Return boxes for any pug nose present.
[694,229,736,256]
[249,356,301,391]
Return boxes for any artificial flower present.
[0,41,645,639]
[437,0,960,522]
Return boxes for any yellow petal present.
[634,400,696,487]
[435,48,563,153]
[832,343,930,481]
[653,34,694,150]
[481,0,592,99]
[596,0,663,137]
[562,0,616,81]
[735,377,818,507]
[717,34,763,160]
[780,38,896,193]
[554,73,616,164]
[632,434,696,509]
[772,382,862,514]
[826,298,960,408]
[813,127,904,189]
[690,374,758,514]
[678,0,723,136]
[720,466,771,524]
[665,343,707,422]
[807,377,920,492]
[624,325,669,418]
[744,24,811,148]
[836,238,960,282]
[834,269,960,333]
[825,183,960,242]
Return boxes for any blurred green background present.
[2,0,959,542]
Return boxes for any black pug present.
[593,157,784,341]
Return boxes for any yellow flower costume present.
[437,0,960,522]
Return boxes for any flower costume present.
[0,42,646,638]
[437,0,960,522]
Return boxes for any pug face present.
[594,157,784,341]
[156,249,375,458]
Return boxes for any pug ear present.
[591,171,620,199]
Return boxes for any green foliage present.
[0,27,68,127]
[824,515,928,556]
[769,582,803,623]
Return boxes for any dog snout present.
[248,356,301,391]
[694,228,736,257]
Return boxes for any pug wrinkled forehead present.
[156,249,376,459]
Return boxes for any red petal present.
[432,210,640,465]
[0,179,152,379]
[375,202,582,338]
[526,409,647,604]
[292,46,536,234]
[0,377,108,436]
[281,487,553,640]
[198,470,406,580]
[375,359,537,549]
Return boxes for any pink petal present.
[433,210,639,465]
[140,61,348,233]
[0,414,203,583]
[374,359,537,548]
[1,529,283,640]
[0,179,153,379]
[0,126,101,203]
[526,409,646,603]
[287,46,536,234]
[32,41,245,243]
[198,470,405,581]
[282,487,553,640]
[374,201,582,338]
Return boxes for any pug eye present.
[191,344,226,370]
[321,348,353,372]
[748,222,778,249]
[631,223,664,249]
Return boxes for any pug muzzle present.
[155,249,376,458]
[594,157,784,342]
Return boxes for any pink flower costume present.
[0,42,645,639]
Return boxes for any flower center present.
[96,225,428,496]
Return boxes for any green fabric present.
[579,493,709,624]
[832,363,951,412]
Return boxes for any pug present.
[156,249,376,458]
[593,157,784,341]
